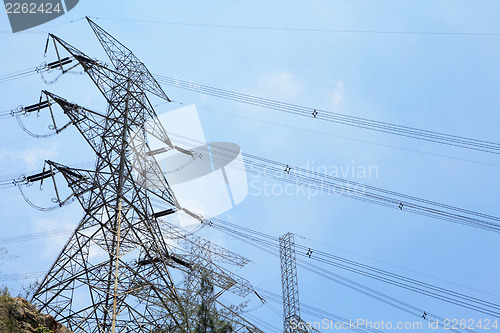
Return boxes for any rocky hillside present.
[0,295,71,333]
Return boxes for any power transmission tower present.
[280,233,317,333]
[19,18,260,332]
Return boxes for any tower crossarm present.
[48,31,174,151]
[160,220,251,267]
[86,17,170,102]
[42,90,179,208]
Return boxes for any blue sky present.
[1,1,500,332]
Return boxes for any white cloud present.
[327,80,345,109]
[31,215,76,259]
[256,71,303,101]
[0,142,58,169]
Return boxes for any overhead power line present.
[3,132,500,232]
[296,234,500,300]
[3,216,498,319]
[292,243,500,317]
[92,17,500,37]
[202,218,494,332]
[0,271,46,282]
[0,228,74,245]
[155,75,500,155]
[168,133,500,233]
[1,66,499,155]
[193,105,500,168]
[254,287,384,333]
[0,66,40,83]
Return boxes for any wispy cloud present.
[0,142,58,169]
[31,214,76,259]
[256,70,303,101]
[327,79,345,109]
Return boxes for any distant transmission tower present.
[280,233,318,333]
[17,18,261,332]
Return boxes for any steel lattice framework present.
[24,18,261,332]
[280,233,317,333]
[280,233,302,332]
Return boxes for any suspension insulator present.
[23,100,51,113]
[26,170,52,183]
[47,57,73,69]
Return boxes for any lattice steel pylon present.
[24,18,259,332]
[280,233,317,333]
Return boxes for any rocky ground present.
[0,295,71,333]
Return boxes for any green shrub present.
[0,286,10,298]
